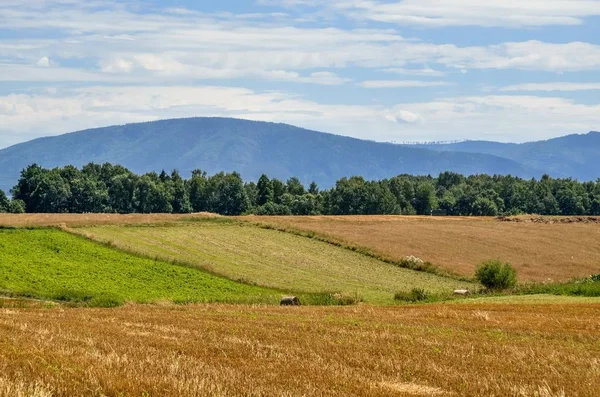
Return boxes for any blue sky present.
[1,0,600,148]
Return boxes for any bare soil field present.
[243,215,600,281]
[1,302,598,397]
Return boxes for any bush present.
[475,260,517,290]
[394,288,429,302]
[590,274,600,282]
[399,255,438,272]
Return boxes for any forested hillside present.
[3,163,599,216]
[0,117,538,192]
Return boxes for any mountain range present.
[0,117,598,192]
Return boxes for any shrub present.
[399,255,438,272]
[475,260,517,290]
[590,274,600,282]
[394,288,429,302]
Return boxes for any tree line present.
[2,163,600,216]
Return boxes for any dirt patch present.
[497,216,600,224]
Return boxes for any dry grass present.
[73,223,473,303]
[0,302,598,396]
[242,215,600,281]
[0,213,218,228]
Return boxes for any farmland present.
[0,228,281,305]
[1,301,599,396]
[0,214,599,395]
[244,215,600,281]
[74,221,473,304]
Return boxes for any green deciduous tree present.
[70,177,109,213]
[169,170,191,214]
[413,182,438,215]
[256,174,273,206]
[0,190,9,212]
[205,172,249,215]
[188,170,208,212]
[286,177,306,196]
[471,197,498,216]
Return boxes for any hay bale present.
[453,289,471,296]
[280,296,300,306]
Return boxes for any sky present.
[1,0,600,149]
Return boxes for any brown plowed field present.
[243,216,600,281]
[1,301,598,396]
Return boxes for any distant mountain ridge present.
[0,117,597,193]
[408,131,600,182]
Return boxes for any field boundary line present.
[59,224,322,297]
[241,219,471,282]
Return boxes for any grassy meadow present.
[243,215,600,281]
[0,228,282,305]
[74,221,475,304]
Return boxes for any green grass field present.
[0,228,282,306]
[75,222,476,303]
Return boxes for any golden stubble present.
[0,302,598,396]
[0,213,218,228]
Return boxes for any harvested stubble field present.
[0,213,216,228]
[243,215,600,281]
[74,222,473,304]
[0,301,599,397]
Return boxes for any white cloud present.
[0,63,142,82]
[360,80,450,88]
[382,67,446,77]
[501,82,600,92]
[321,0,600,28]
[1,1,600,79]
[384,110,423,124]
[100,58,134,73]
[36,56,50,67]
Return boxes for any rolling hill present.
[74,221,472,303]
[0,117,539,192]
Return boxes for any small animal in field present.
[280,296,300,306]
[453,289,471,296]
